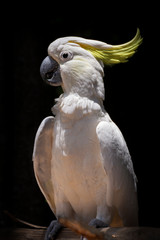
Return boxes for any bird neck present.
[52,93,105,120]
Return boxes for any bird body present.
[33,30,142,238]
[51,94,108,223]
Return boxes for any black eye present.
[62,53,68,59]
[60,51,73,61]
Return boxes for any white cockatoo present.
[33,29,142,240]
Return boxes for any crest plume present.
[69,29,142,65]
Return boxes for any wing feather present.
[33,116,56,213]
[96,120,138,226]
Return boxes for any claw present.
[45,220,63,240]
[89,218,108,228]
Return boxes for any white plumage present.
[33,33,142,232]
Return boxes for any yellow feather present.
[70,29,143,65]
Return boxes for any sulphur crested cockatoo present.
[33,29,142,240]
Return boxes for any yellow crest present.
[69,29,142,65]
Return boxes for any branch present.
[59,217,160,240]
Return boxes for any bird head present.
[40,29,142,100]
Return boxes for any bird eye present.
[62,53,68,58]
[60,51,73,61]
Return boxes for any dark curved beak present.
[40,56,62,86]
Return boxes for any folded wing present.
[33,116,56,213]
[96,120,138,226]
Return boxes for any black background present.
[0,3,159,229]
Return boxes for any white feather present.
[96,120,138,226]
[33,36,138,228]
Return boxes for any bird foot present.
[81,218,108,239]
[44,220,63,240]
[88,218,108,228]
